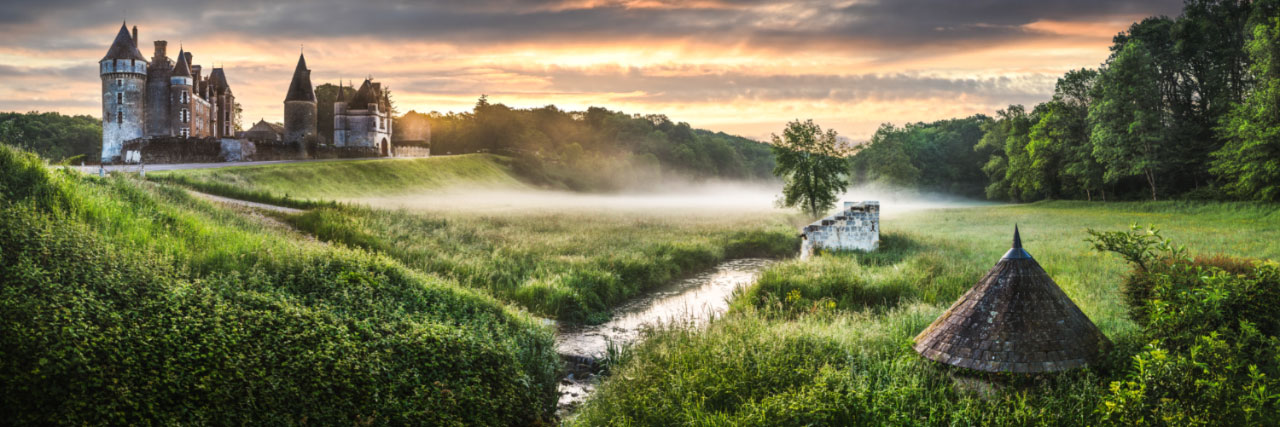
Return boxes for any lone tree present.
[771,119,848,217]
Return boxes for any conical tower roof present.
[284,53,316,102]
[101,22,146,62]
[913,226,1109,373]
[171,48,191,77]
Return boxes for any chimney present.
[184,51,193,66]
[132,26,138,46]
[153,41,167,62]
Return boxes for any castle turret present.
[100,22,148,163]
[145,40,172,136]
[169,48,195,137]
[283,53,317,144]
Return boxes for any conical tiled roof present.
[101,22,146,62]
[284,53,315,102]
[913,226,1109,373]
[171,48,191,77]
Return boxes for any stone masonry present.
[800,201,880,257]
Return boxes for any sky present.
[0,0,1183,141]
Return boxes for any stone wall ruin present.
[800,201,880,258]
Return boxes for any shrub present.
[1090,225,1280,425]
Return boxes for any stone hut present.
[913,227,1109,373]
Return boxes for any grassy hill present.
[0,146,560,424]
[149,154,531,208]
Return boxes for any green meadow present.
[571,202,1280,425]
[28,152,1280,424]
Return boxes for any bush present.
[1090,225,1280,425]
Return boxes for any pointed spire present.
[1003,225,1031,259]
[336,79,346,102]
[171,47,191,78]
[284,52,316,102]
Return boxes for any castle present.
[99,22,235,163]
[282,54,395,156]
[101,22,408,163]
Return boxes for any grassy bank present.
[0,146,560,424]
[154,155,803,322]
[572,201,1280,424]
[287,207,799,322]
[148,154,530,208]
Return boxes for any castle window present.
[116,79,122,86]
[180,128,189,137]
[181,109,190,123]
[181,91,189,104]
[116,111,122,124]
[116,93,123,104]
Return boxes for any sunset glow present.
[0,0,1182,140]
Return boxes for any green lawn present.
[571,201,1280,425]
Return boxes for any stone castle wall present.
[101,73,147,162]
[284,101,317,143]
[800,201,880,257]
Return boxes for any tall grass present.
[0,146,561,424]
[288,206,800,322]
[571,201,1280,424]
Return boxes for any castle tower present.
[208,68,235,138]
[99,22,149,163]
[283,53,317,144]
[169,48,195,138]
[145,40,173,136]
[333,80,348,146]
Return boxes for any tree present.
[1090,40,1167,201]
[850,123,920,187]
[1212,18,1280,201]
[771,119,848,217]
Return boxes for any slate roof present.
[209,68,231,94]
[171,48,191,77]
[913,226,1110,373]
[284,53,316,102]
[101,22,147,62]
[348,78,384,109]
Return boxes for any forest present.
[395,97,777,190]
[0,112,100,163]
[848,0,1280,202]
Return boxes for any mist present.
[348,179,994,218]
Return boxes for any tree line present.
[395,96,776,190]
[0,112,101,162]
[848,0,1280,202]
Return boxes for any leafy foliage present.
[0,111,100,162]
[771,119,848,217]
[407,100,776,190]
[1212,18,1280,201]
[1090,226,1280,425]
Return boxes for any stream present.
[554,258,778,412]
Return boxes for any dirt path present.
[186,190,304,214]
